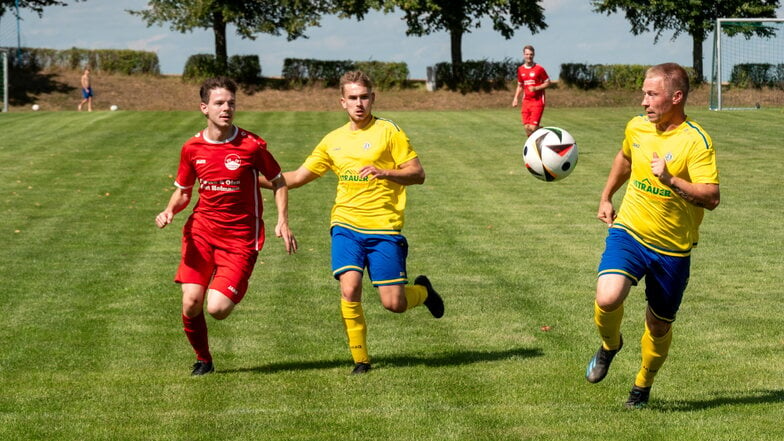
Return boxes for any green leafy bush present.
[434,59,517,93]
[560,64,700,90]
[282,58,409,89]
[5,47,160,74]
[559,63,602,89]
[182,54,220,82]
[730,63,782,89]
[228,55,262,84]
[354,61,409,89]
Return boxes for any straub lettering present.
[340,174,369,182]
[633,179,671,197]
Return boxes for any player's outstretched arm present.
[359,157,425,186]
[270,175,298,254]
[261,166,320,190]
[155,187,191,229]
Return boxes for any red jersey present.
[517,63,549,104]
[174,126,281,251]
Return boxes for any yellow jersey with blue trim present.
[613,116,719,256]
[303,116,418,234]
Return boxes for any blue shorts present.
[82,87,93,99]
[330,226,408,286]
[598,228,691,322]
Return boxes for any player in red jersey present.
[512,45,551,137]
[155,76,297,376]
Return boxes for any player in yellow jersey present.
[262,71,444,374]
[584,63,720,408]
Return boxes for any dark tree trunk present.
[692,33,704,83]
[213,10,228,70]
[450,28,464,82]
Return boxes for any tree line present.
[2,0,780,81]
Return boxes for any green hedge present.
[559,63,700,89]
[182,54,262,84]
[6,47,160,74]
[434,59,517,92]
[730,63,784,89]
[282,58,409,89]
[354,61,409,90]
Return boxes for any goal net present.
[710,18,784,110]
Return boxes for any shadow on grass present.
[221,346,544,375]
[656,389,784,412]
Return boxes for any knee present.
[596,275,631,311]
[182,295,204,317]
[206,299,234,320]
[381,299,406,314]
[595,296,624,312]
[205,289,235,320]
[646,318,672,337]
[206,306,231,320]
[340,286,362,303]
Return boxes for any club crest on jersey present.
[665,152,673,161]
[224,154,241,170]
[363,142,372,150]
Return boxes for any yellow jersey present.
[613,116,719,256]
[303,117,418,234]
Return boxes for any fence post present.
[426,66,436,92]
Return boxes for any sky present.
[2,0,783,79]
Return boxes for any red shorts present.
[521,102,545,126]
[175,223,260,304]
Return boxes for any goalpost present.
[710,18,784,110]
[1,48,7,112]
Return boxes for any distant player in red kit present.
[155,76,297,376]
[512,45,551,137]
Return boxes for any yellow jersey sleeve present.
[302,117,418,233]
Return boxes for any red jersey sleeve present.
[251,137,282,182]
[174,137,198,189]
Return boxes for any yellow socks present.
[341,300,369,364]
[594,301,624,350]
[404,284,427,310]
[635,323,672,388]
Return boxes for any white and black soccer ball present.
[522,127,578,182]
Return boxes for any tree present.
[390,0,547,78]
[0,0,82,18]
[592,0,780,81]
[129,0,340,70]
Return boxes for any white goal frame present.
[1,48,7,112]
[710,18,784,110]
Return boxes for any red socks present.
[182,312,211,362]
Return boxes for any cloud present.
[127,34,168,52]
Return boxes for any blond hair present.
[339,71,373,95]
[646,63,690,101]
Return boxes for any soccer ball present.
[31,104,40,111]
[110,105,118,111]
[522,127,578,181]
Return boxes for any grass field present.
[1,105,782,440]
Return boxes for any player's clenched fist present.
[156,211,173,229]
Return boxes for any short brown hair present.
[199,76,237,103]
[523,45,535,53]
[339,71,373,95]
[646,63,690,101]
